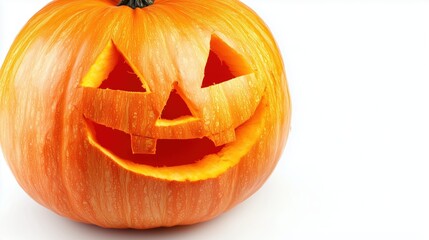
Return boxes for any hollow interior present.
[86,119,223,167]
[99,53,146,92]
[201,50,236,88]
[160,89,193,120]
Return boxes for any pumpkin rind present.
[0,0,290,229]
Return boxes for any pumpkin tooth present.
[131,135,157,154]
[209,129,236,146]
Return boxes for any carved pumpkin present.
[0,0,290,229]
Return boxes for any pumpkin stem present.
[118,0,154,9]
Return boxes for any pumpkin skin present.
[0,0,290,229]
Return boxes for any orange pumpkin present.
[0,0,290,229]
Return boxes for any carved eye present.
[201,35,252,88]
[80,41,149,92]
[98,54,146,92]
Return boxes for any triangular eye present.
[99,54,146,92]
[160,89,194,120]
[201,35,252,88]
[80,41,148,92]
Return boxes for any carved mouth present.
[85,118,224,167]
[85,97,267,181]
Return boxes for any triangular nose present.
[160,89,194,120]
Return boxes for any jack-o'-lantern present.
[0,0,291,229]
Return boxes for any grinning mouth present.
[85,118,224,167]
[84,97,267,181]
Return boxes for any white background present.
[1,0,429,239]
